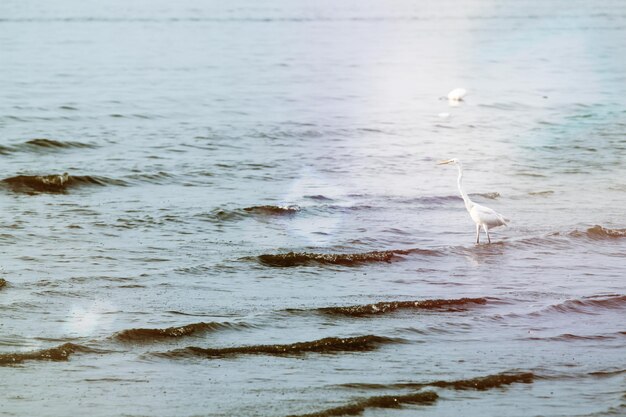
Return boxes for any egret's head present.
[437,158,459,165]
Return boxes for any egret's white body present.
[438,158,508,243]
[447,88,467,101]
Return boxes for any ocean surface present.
[1,1,625,416]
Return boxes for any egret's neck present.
[456,163,473,210]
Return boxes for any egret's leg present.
[476,224,480,244]
[482,225,491,244]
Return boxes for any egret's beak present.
[437,159,454,165]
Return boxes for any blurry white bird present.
[447,88,467,101]
[437,158,508,243]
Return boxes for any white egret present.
[438,159,508,243]
[447,88,467,101]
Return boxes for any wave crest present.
[23,138,95,149]
[537,295,626,316]
[0,343,90,365]
[523,332,624,342]
[430,372,534,391]
[257,249,437,267]
[199,205,301,223]
[157,335,396,359]
[316,297,490,317]
[292,372,533,417]
[342,371,534,391]
[472,192,500,200]
[0,138,96,154]
[113,322,244,342]
[2,173,126,194]
[243,205,300,216]
[580,225,626,239]
[286,391,438,417]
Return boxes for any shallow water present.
[1,0,625,416]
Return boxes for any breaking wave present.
[314,297,490,317]
[113,321,247,342]
[257,248,439,267]
[156,335,397,359]
[0,343,91,365]
[1,173,127,194]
